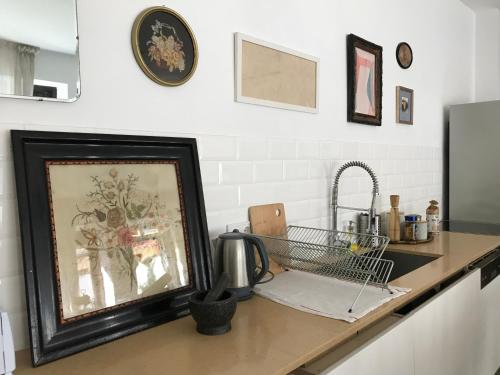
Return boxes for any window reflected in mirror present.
[0,0,80,102]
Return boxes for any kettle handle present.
[245,235,269,284]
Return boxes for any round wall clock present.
[132,6,198,86]
[396,42,413,69]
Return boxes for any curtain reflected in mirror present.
[0,0,80,101]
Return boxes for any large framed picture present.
[396,86,414,124]
[131,6,198,86]
[235,33,319,113]
[11,131,212,366]
[346,34,383,126]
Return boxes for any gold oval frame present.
[131,6,198,86]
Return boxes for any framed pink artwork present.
[347,34,383,126]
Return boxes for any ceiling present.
[462,0,500,10]
[0,0,77,55]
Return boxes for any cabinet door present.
[413,270,481,375]
[323,317,414,375]
[478,275,500,375]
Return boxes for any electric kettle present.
[213,230,269,300]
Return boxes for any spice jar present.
[426,200,440,234]
[404,215,417,240]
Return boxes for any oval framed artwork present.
[132,6,198,86]
[396,42,413,69]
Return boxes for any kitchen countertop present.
[15,231,500,375]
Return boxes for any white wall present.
[474,8,500,101]
[0,0,474,350]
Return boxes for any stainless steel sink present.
[380,250,438,282]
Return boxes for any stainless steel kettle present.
[213,230,269,300]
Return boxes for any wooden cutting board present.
[249,203,287,275]
[249,203,287,236]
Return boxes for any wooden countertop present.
[15,231,500,375]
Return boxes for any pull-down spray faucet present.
[332,161,380,234]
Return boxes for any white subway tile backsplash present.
[358,142,374,160]
[220,162,253,184]
[0,274,25,313]
[341,142,359,160]
[371,144,384,160]
[309,160,333,179]
[0,124,444,351]
[294,217,322,228]
[240,183,276,206]
[269,139,296,160]
[203,186,239,211]
[0,160,16,198]
[297,141,320,159]
[0,237,23,279]
[309,198,329,219]
[253,161,283,183]
[0,198,20,238]
[0,124,24,162]
[319,141,341,160]
[200,161,220,186]
[284,160,309,181]
[285,200,313,222]
[237,137,268,161]
[199,135,237,160]
[9,310,29,351]
[205,207,248,237]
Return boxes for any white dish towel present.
[254,269,410,323]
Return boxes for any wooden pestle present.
[389,195,401,242]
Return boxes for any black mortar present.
[189,290,237,335]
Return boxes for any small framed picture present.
[347,34,383,126]
[131,6,198,86]
[396,86,414,125]
[396,42,413,69]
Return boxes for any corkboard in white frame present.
[234,33,319,113]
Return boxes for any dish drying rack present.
[254,225,394,313]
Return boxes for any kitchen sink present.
[379,250,438,282]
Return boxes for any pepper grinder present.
[389,195,401,242]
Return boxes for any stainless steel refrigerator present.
[449,100,500,233]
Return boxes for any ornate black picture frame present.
[346,34,383,126]
[11,130,212,366]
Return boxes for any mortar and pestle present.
[189,272,237,335]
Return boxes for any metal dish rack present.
[254,225,394,313]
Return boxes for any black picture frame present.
[11,130,212,366]
[346,34,383,126]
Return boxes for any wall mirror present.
[0,0,80,102]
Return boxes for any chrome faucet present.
[332,161,379,234]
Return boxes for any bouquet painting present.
[147,20,186,73]
[47,161,190,321]
[132,7,197,86]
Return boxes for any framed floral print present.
[11,131,212,366]
[346,34,383,126]
[131,6,198,86]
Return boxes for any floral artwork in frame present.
[46,161,191,322]
[12,131,211,366]
[131,6,198,86]
[346,34,383,126]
